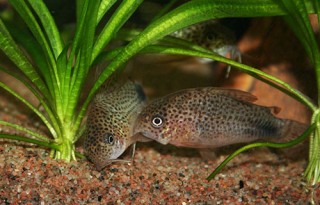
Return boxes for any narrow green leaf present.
[65,52,82,120]
[92,0,144,60]
[57,46,69,94]
[280,0,317,62]
[143,45,317,111]
[0,18,50,98]
[60,0,91,120]
[4,22,55,97]
[63,0,90,94]
[0,134,60,150]
[9,0,59,88]
[0,120,50,142]
[278,0,320,104]
[76,0,85,22]
[28,0,64,59]
[97,0,117,24]
[69,52,81,94]
[0,66,61,135]
[64,0,100,126]
[0,82,57,138]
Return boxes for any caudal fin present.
[276,119,308,143]
[272,119,309,159]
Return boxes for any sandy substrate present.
[1,136,319,204]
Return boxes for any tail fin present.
[272,119,309,159]
[276,119,308,143]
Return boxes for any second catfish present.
[133,87,307,148]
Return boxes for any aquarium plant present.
[0,0,319,188]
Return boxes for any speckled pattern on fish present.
[133,87,307,148]
[83,81,147,170]
[171,20,241,62]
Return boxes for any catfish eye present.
[151,115,164,128]
[104,133,114,145]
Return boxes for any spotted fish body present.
[84,81,147,170]
[171,20,241,63]
[133,87,307,148]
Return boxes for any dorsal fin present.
[269,106,281,114]
[214,88,281,114]
[215,88,258,103]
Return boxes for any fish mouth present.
[109,140,127,159]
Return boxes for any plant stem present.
[305,110,320,184]
[52,137,76,162]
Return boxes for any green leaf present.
[0,18,50,98]
[0,65,61,135]
[56,46,69,97]
[97,0,117,24]
[76,0,85,22]
[92,0,144,60]
[141,45,316,111]
[64,0,100,126]
[28,0,64,59]
[0,82,57,138]
[278,0,320,103]
[9,0,58,87]
[0,121,50,142]
[0,134,60,150]
[4,22,55,97]
[60,0,92,120]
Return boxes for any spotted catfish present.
[171,20,241,64]
[133,87,307,149]
[84,81,150,170]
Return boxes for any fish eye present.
[104,133,114,145]
[151,115,164,128]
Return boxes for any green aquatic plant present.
[0,0,319,187]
